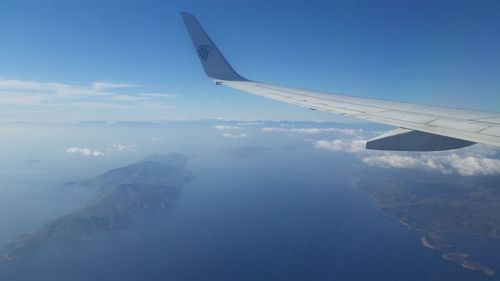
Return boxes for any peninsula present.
[355,169,500,277]
[2,153,192,261]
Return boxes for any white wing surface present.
[181,12,500,151]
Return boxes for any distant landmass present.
[2,153,192,261]
[355,169,500,277]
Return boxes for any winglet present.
[181,12,248,82]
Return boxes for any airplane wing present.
[181,12,500,151]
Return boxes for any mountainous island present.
[355,169,500,277]
[2,153,192,261]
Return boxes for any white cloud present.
[66,143,136,157]
[262,127,362,135]
[111,144,136,152]
[0,78,174,111]
[91,82,136,91]
[314,139,366,153]
[237,121,261,126]
[66,147,105,157]
[214,125,242,130]
[152,137,164,142]
[65,101,129,109]
[215,124,248,139]
[223,133,249,139]
[0,94,46,105]
[108,95,148,102]
[362,153,500,176]
[137,102,173,110]
[138,93,177,98]
[362,154,427,169]
[449,155,500,176]
[0,79,69,92]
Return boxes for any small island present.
[2,153,192,261]
[442,252,496,277]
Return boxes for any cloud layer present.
[362,152,500,176]
[0,78,176,121]
[306,124,500,177]
[314,136,500,176]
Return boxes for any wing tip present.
[180,11,193,18]
[181,11,248,82]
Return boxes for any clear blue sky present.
[0,0,499,122]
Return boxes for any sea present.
[0,122,494,281]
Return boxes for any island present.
[442,252,496,277]
[354,168,500,277]
[2,153,192,261]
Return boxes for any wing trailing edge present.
[366,128,475,151]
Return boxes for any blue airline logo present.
[197,44,212,61]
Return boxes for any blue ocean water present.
[0,147,490,281]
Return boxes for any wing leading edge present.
[181,12,500,151]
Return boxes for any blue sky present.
[0,0,499,122]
